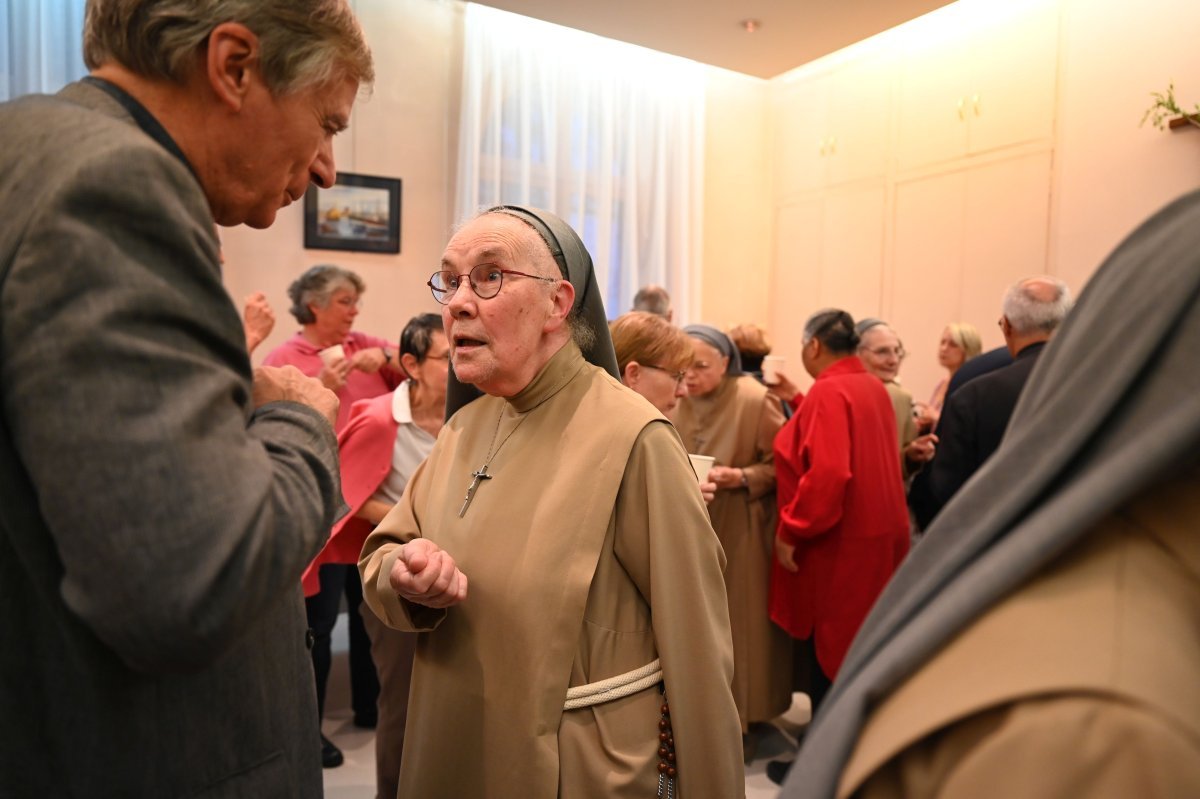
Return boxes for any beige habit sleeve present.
[613,422,745,798]
[359,457,447,633]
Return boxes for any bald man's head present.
[1003,276,1073,336]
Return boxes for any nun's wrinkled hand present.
[707,466,745,490]
[390,538,468,608]
[700,480,717,504]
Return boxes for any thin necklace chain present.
[458,404,530,518]
[480,404,528,469]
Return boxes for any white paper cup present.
[688,454,715,483]
[318,344,345,366]
[762,355,785,385]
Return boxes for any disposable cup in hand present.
[762,355,785,386]
[688,454,715,483]
[318,344,345,366]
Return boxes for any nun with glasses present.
[360,207,743,798]
[672,324,793,759]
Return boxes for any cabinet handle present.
[957,97,965,121]
[972,93,981,116]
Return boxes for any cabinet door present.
[961,150,1054,350]
[889,171,967,402]
[967,1,1059,155]
[819,186,886,320]
[772,74,831,198]
[827,57,894,186]
[895,34,972,171]
[770,200,824,376]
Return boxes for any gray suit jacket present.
[0,81,339,797]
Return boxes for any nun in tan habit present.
[360,207,744,798]
[672,325,792,746]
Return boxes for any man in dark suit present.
[911,276,1072,529]
[0,2,373,797]
[944,344,1013,404]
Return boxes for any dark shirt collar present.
[1014,340,1048,360]
[81,76,199,183]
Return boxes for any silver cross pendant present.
[458,464,493,517]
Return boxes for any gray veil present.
[784,188,1200,796]
[682,324,743,376]
[444,206,619,419]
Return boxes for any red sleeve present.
[334,396,395,523]
[777,387,851,544]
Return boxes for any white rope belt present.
[562,658,663,711]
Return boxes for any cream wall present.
[1052,0,1200,290]
[760,0,1200,400]
[222,0,462,363]
[698,71,772,329]
[219,0,1200,377]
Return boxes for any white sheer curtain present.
[0,0,88,102]
[456,3,707,322]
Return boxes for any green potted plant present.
[1142,82,1200,131]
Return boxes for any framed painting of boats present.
[304,172,401,254]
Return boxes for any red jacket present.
[769,357,909,678]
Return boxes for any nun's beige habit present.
[361,208,744,798]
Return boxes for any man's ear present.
[205,22,261,111]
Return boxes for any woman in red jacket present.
[770,310,910,708]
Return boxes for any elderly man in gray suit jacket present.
[0,2,373,797]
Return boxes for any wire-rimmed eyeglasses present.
[642,363,687,386]
[862,346,906,360]
[427,264,557,305]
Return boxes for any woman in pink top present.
[263,264,402,432]
[262,264,401,769]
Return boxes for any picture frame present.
[304,172,401,254]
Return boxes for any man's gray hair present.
[632,285,671,318]
[1002,276,1074,335]
[286,264,364,325]
[82,0,374,94]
